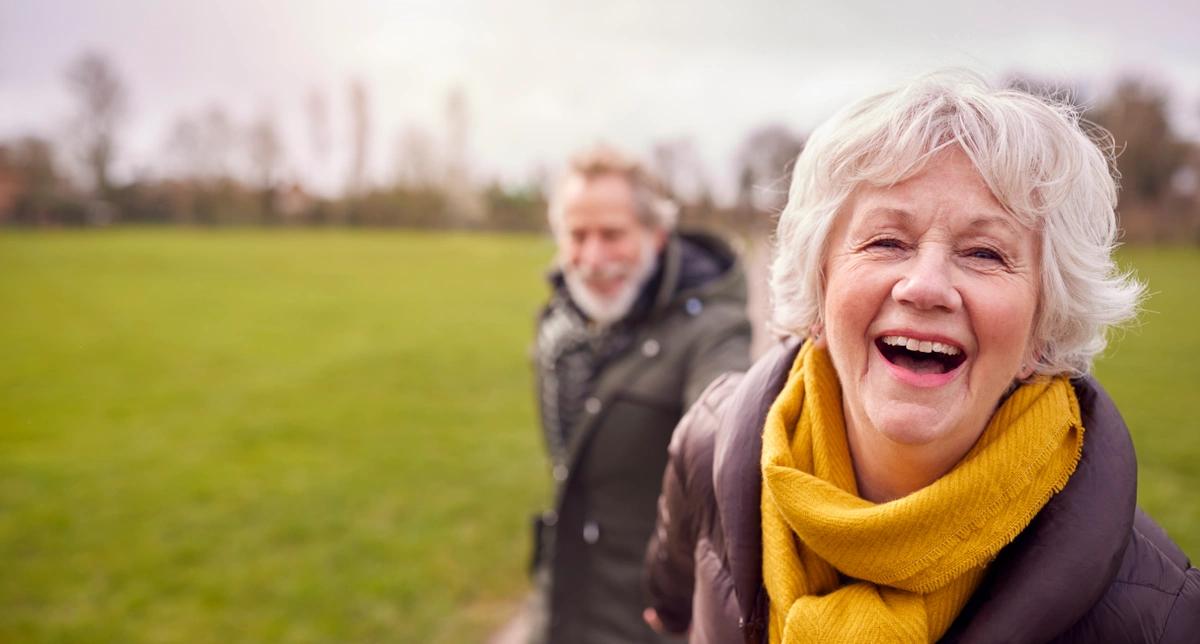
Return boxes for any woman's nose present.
[891,248,962,312]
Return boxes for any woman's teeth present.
[880,335,961,356]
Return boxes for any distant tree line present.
[2,52,1198,243]
[0,52,547,232]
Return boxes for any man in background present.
[528,146,751,643]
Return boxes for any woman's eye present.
[967,247,1004,263]
[868,238,905,250]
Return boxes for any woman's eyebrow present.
[860,206,914,223]
[856,207,1023,240]
[966,214,1023,240]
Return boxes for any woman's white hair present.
[770,69,1144,376]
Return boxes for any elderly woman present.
[642,72,1199,643]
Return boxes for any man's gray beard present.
[562,237,659,328]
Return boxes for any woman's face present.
[820,148,1040,452]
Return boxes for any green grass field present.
[1,230,1197,643]
[1094,247,1200,555]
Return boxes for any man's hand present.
[643,607,666,633]
[644,607,691,637]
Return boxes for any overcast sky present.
[2,0,1198,198]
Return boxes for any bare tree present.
[1090,78,1190,241]
[199,106,235,181]
[164,105,234,182]
[347,79,370,197]
[734,123,805,226]
[164,114,202,179]
[306,88,331,169]
[393,124,438,189]
[444,86,468,186]
[1,137,62,223]
[443,86,483,222]
[1092,79,1186,203]
[246,114,285,221]
[651,137,711,205]
[64,51,127,198]
[247,115,284,191]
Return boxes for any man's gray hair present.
[770,69,1144,376]
[547,145,679,232]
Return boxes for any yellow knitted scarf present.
[761,343,1084,643]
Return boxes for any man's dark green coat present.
[529,231,751,644]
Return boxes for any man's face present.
[554,173,666,325]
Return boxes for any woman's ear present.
[810,322,827,348]
[1018,345,1041,380]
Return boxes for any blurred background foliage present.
[4,52,1199,241]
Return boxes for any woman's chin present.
[867,405,955,446]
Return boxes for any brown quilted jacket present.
[645,338,1200,643]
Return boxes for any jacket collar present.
[941,374,1137,642]
[714,337,1138,642]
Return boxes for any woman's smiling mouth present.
[875,334,968,386]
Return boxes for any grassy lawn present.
[1,229,553,643]
[0,230,1196,642]
[1094,247,1200,557]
